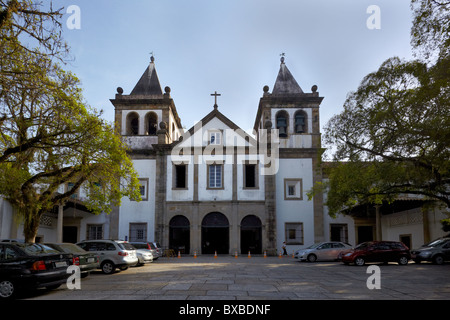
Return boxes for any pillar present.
[375,205,382,241]
[57,204,64,243]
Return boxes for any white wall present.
[166,155,194,201]
[276,158,315,254]
[118,159,156,241]
[0,197,14,239]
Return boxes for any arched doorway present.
[241,215,262,254]
[201,212,229,254]
[169,215,190,254]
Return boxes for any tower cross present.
[211,91,221,107]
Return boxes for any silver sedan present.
[294,242,353,262]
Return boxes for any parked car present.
[0,239,25,243]
[135,249,153,266]
[152,242,163,259]
[44,243,99,277]
[76,240,138,274]
[294,241,352,262]
[411,238,450,265]
[341,241,410,266]
[0,242,73,299]
[130,242,158,261]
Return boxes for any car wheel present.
[307,254,317,262]
[101,261,116,274]
[433,255,444,265]
[398,256,409,265]
[354,257,365,266]
[0,280,15,299]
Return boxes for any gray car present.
[76,240,138,274]
[411,238,450,265]
[130,242,159,260]
[294,241,353,262]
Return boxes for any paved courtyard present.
[25,255,450,300]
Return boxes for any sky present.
[52,0,415,135]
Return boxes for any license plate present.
[54,261,67,268]
[87,257,95,263]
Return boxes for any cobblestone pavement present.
[24,255,450,300]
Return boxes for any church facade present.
[1,56,447,253]
[108,55,349,255]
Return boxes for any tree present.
[0,1,141,242]
[311,0,449,219]
[410,0,450,61]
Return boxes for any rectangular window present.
[174,164,187,189]
[86,224,103,240]
[284,179,303,200]
[209,131,222,145]
[137,178,149,201]
[208,164,223,188]
[244,163,258,188]
[129,223,147,242]
[288,185,295,196]
[285,223,304,245]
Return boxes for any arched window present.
[294,111,307,133]
[145,112,158,135]
[276,110,288,138]
[126,112,139,135]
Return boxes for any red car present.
[341,241,410,266]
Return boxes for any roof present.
[130,56,163,96]
[272,57,304,95]
[174,105,258,147]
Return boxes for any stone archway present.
[201,212,229,254]
[240,215,262,254]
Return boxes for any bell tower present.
[253,55,323,149]
[110,55,183,151]
[254,55,326,245]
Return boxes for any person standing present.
[282,242,288,256]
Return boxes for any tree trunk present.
[23,209,41,243]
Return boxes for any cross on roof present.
[211,91,221,108]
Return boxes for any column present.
[57,204,64,243]
[375,205,382,241]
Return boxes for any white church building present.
[0,56,447,254]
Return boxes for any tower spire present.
[130,56,163,96]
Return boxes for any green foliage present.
[0,0,140,242]
[316,1,450,217]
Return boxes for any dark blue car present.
[0,243,73,299]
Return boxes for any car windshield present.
[15,243,60,255]
[131,243,147,249]
[118,242,136,250]
[355,242,371,250]
[424,239,448,247]
[306,243,322,249]
[56,243,86,253]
